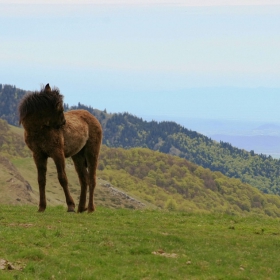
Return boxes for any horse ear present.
[45,84,51,92]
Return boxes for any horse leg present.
[33,153,48,212]
[72,152,88,213]
[52,154,75,212]
[86,127,102,213]
[86,153,99,213]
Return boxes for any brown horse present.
[18,84,102,213]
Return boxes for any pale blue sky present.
[1,1,280,123]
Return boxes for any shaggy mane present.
[19,87,64,124]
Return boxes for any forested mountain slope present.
[2,118,280,217]
[98,146,280,217]
[2,83,280,195]
[99,112,280,195]
[0,84,27,126]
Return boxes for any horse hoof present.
[87,206,95,213]
[67,209,76,213]
[78,207,88,213]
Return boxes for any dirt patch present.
[152,249,178,258]
[8,223,33,228]
[0,259,25,271]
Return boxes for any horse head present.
[19,84,66,129]
[43,84,66,128]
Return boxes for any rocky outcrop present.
[102,182,145,208]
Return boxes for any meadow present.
[0,206,280,279]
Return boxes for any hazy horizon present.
[1,0,280,127]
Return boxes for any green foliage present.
[165,199,178,210]
[98,146,280,217]
[99,112,280,196]
[1,206,280,279]
[2,112,280,217]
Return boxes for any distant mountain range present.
[209,122,280,158]
[142,116,280,157]
[210,135,280,158]
[256,123,280,131]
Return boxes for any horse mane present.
[19,85,64,124]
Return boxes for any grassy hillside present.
[1,206,280,279]
[0,119,30,158]
[10,156,147,210]
[0,120,147,210]
[0,155,36,206]
[98,146,280,217]
[2,119,280,217]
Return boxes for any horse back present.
[63,110,102,158]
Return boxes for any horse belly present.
[63,117,89,157]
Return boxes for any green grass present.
[0,206,280,279]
